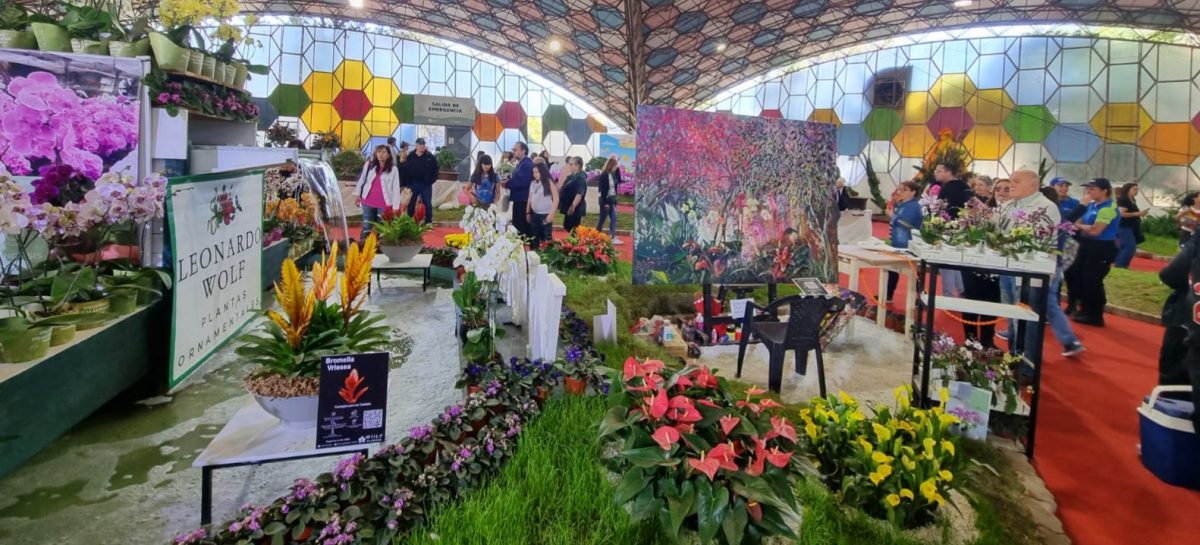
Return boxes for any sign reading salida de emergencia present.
[167,170,264,388]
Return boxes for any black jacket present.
[404,150,439,187]
[939,179,971,218]
[598,169,621,201]
[1162,237,1198,327]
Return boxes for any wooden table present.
[837,244,917,332]
[369,254,432,294]
[193,402,368,524]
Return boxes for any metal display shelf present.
[910,259,1051,458]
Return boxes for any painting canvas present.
[598,133,636,174]
[0,49,142,180]
[633,105,839,285]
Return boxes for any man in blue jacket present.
[505,141,534,237]
[404,137,439,224]
[1050,177,1079,218]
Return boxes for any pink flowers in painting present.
[0,70,139,178]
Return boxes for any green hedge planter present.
[29,22,69,52]
[0,327,51,363]
[0,300,170,478]
[0,29,37,49]
[108,38,150,57]
[149,32,188,71]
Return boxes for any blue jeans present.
[1001,270,1079,352]
[361,205,383,236]
[406,184,434,224]
[940,270,964,297]
[1115,227,1137,268]
[596,200,618,238]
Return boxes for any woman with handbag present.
[353,145,403,237]
[595,157,623,244]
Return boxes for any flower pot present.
[252,393,319,428]
[71,38,109,55]
[0,29,37,49]
[380,243,422,264]
[0,327,52,363]
[136,276,159,305]
[30,22,70,52]
[233,62,248,88]
[108,291,138,315]
[47,324,76,347]
[535,386,549,404]
[108,38,150,57]
[201,55,216,78]
[222,63,236,86]
[187,50,204,74]
[564,377,587,396]
[437,170,458,182]
[467,384,482,395]
[149,32,189,71]
[64,298,111,329]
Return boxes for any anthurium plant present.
[799,387,967,529]
[371,208,431,247]
[599,359,804,544]
[538,226,616,275]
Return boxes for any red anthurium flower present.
[747,501,763,522]
[649,388,669,420]
[673,406,703,423]
[746,436,767,477]
[623,357,640,382]
[695,398,719,408]
[720,415,741,436]
[642,359,665,374]
[669,395,696,411]
[766,416,798,443]
[709,442,740,472]
[765,446,793,468]
[736,400,763,415]
[695,367,719,389]
[746,385,767,396]
[759,398,782,410]
[674,375,694,390]
[688,451,720,481]
[651,425,681,451]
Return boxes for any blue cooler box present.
[1139,386,1200,490]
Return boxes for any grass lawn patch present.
[1139,234,1179,258]
[1107,267,1168,316]
[431,206,634,231]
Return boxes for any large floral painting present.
[0,49,142,180]
[633,105,839,285]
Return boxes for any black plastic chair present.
[736,295,847,396]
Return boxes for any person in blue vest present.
[1071,178,1121,326]
[885,180,922,304]
[504,141,534,237]
[1050,177,1079,218]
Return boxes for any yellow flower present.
[941,441,956,456]
[885,494,901,507]
[896,386,911,409]
[900,488,914,501]
[340,234,377,321]
[838,390,855,405]
[266,259,314,348]
[920,478,938,501]
[869,464,893,485]
[939,470,954,482]
[873,423,892,443]
[310,243,339,301]
[858,437,873,454]
[938,387,950,407]
[871,451,894,465]
[939,412,960,427]
[923,438,936,456]
[805,420,818,440]
[849,410,866,423]
[901,455,916,471]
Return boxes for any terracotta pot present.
[564,377,587,396]
[294,526,313,542]
[535,386,549,404]
[467,384,482,395]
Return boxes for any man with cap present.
[1050,177,1080,219]
[404,137,439,224]
[1071,178,1121,326]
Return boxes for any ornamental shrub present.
[538,227,617,275]
[586,156,608,171]
[331,150,365,180]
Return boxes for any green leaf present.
[666,480,696,540]
[631,486,659,522]
[263,521,287,535]
[731,475,791,512]
[613,467,647,505]
[598,405,629,438]
[721,498,749,545]
[618,446,671,468]
[694,479,728,544]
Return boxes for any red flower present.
[647,388,669,420]
[709,442,739,472]
[719,415,741,436]
[746,437,767,477]
[651,425,680,451]
[688,452,720,481]
[765,446,793,468]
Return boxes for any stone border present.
[1106,304,1162,326]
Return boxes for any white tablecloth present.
[837,210,874,244]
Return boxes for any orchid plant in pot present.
[451,207,524,364]
[236,235,389,427]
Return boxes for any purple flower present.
[333,453,364,483]
[460,447,473,459]
[451,460,462,471]
[157,92,170,104]
[409,424,433,442]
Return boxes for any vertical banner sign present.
[317,353,390,449]
[166,169,265,388]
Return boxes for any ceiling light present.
[548,39,562,52]
[349,0,363,7]
[715,42,727,53]
[953,0,972,7]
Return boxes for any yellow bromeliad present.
[266,259,314,348]
[311,244,339,302]
[341,234,377,321]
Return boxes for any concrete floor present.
[0,273,490,545]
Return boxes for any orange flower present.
[341,233,377,321]
[310,243,339,301]
[266,259,315,348]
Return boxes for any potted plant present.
[0,3,39,49]
[310,130,342,152]
[99,267,170,314]
[0,316,52,363]
[236,236,389,427]
[436,147,459,181]
[61,1,118,55]
[266,121,298,147]
[556,346,609,396]
[108,15,151,57]
[372,208,431,263]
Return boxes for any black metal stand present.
[700,283,777,343]
[369,266,430,295]
[910,260,1050,458]
[200,448,368,524]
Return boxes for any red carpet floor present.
[861,221,1200,545]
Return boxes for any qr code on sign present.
[362,409,384,430]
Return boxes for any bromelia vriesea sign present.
[599,359,804,544]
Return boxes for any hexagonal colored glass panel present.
[268,84,311,118]
[334,60,371,90]
[333,89,372,121]
[365,78,400,107]
[927,107,974,139]
[1140,123,1200,166]
[496,101,526,128]
[808,108,841,127]
[965,125,1013,161]
[392,94,413,123]
[474,113,504,141]
[1003,105,1058,143]
[893,124,935,157]
[302,71,339,104]
[760,109,782,119]
[362,107,399,140]
[339,120,371,151]
[929,74,976,108]
[903,92,937,124]
[837,124,869,155]
[526,116,543,143]
[1089,103,1152,145]
[587,115,607,134]
[1043,123,1103,163]
[543,104,570,132]
[863,108,903,141]
[301,102,341,134]
[566,118,593,144]
[965,88,1014,125]
[1192,110,1200,136]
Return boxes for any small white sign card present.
[730,298,754,321]
[944,380,992,441]
[593,299,617,344]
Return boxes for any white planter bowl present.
[252,394,319,428]
[380,243,422,263]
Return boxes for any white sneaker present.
[613,238,624,245]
